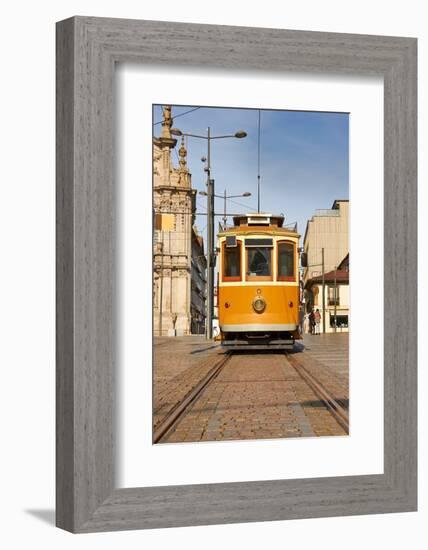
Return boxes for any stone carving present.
[153,106,207,336]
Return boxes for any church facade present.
[153,106,207,336]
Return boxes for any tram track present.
[153,352,232,443]
[154,350,348,444]
[285,352,349,433]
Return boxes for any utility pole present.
[334,266,337,332]
[206,127,214,340]
[322,247,326,334]
[159,231,164,336]
[305,252,327,334]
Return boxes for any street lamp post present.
[200,190,251,230]
[221,190,252,229]
[170,126,247,340]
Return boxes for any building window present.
[222,241,241,281]
[328,285,339,306]
[313,286,319,305]
[246,247,272,280]
[277,241,295,281]
[330,314,348,328]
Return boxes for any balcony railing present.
[314,209,340,217]
[284,221,298,232]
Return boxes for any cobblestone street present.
[153,336,223,431]
[153,334,349,443]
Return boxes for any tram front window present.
[246,247,272,278]
[278,242,295,280]
[223,243,241,280]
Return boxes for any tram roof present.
[232,212,285,227]
[218,212,299,237]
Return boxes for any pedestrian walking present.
[314,309,321,334]
[304,313,310,334]
[309,309,315,334]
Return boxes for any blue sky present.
[153,105,349,244]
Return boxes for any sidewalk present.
[302,333,348,376]
[294,332,349,409]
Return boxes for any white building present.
[303,200,349,333]
[304,254,349,333]
[303,200,349,286]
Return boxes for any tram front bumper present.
[221,337,295,350]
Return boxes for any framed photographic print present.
[149,103,351,447]
[56,16,417,532]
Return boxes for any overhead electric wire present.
[196,201,208,211]
[154,210,245,217]
[226,197,258,212]
[153,106,202,126]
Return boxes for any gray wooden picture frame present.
[56,16,417,533]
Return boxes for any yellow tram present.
[217,212,301,350]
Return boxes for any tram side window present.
[246,247,272,278]
[278,242,295,280]
[223,244,241,280]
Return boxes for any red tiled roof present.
[338,253,349,270]
[306,269,349,286]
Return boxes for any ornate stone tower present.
[153,106,206,336]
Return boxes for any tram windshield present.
[246,247,272,278]
[278,242,295,280]
[223,243,241,280]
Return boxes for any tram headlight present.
[252,295,266,314]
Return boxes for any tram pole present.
[223,189,227,230]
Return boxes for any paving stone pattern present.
[295,333,349,411]
[155,333,349,443]
[153,337,223,430]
